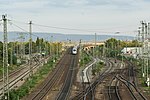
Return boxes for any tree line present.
[0,37,63,75]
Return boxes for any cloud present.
[1,0,150,12]
[42,0,148,8]
[0,0,49,13]
[1,0,150,36]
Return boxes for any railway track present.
[126,60,136,86]
[0,55,49,98]
[25,49,70,100]
[56,50,78,100]
[90,59,126,100]
[71,57,147,100]
[108,75,121,100]
[25,47,79,100]
[71,59,114,100]
[78,59,128,100]
[0,54,46,83]
[106,59,147,100]
[0,65,26,82]
[84,58,96,100]
[116,75,147,100]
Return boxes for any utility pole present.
[10,43,13,68]
[79,39,82,65]
[147,23,150,87]
[18,33,25,59]
[57,42,59,57]
[51,36,54,62]
[114,32,119,61]
[56,42,58,58]
[94,33,96,58]
[145,23,149,84]
[103,42,105,58]
[29,21,32,77]
[141,21,145,77]
[39,38,42,60]
[44,38,47,57]
[145,23,148,53]
[148,23,150,39]
[49,38,51,56]
[2,15,9,100]
[138,29,141,56]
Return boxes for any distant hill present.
[0,32,134,42]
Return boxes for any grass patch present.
[92,61,104,75]
[80,51,92,67]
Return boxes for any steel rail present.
[72,59,113,100]
[30,49,71,100]
[56,53,78,100]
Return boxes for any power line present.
[33,23,97,32]
[29,21,33,77]
[33,23,138,35]
[10,22,28,33]
[10,22,40,38]
[11,19,28,25]
[33,23,126,33]
[12,19,137,33]
[8,19,137,35]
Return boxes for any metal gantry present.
[29,21,33,77]
[138,21,150,87]
[2,15,9,100]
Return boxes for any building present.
[121,47,142,58]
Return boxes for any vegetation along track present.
[0,55,46,98]
[0,54,45,82]
[25,48,78,100]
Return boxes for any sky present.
[0,0,150,36]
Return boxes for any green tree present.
[0,41,3,62]
[105,38,120,57]
[36,37,40,46]
[0,41,3,75]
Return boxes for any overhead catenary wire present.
[32,23,119,33]
[10,20,108,32]
[12,19,136,31]
[9,22,40,38]
[33,23,92,32]
[11,19,29,25]
[10,19,137,34]
[9,21,56,39]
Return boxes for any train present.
[72,46,78,55]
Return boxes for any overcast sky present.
[0,0,150,36]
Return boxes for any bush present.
[92,61,104,75]
[9,58,55,99]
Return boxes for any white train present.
[72,46,78,55]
